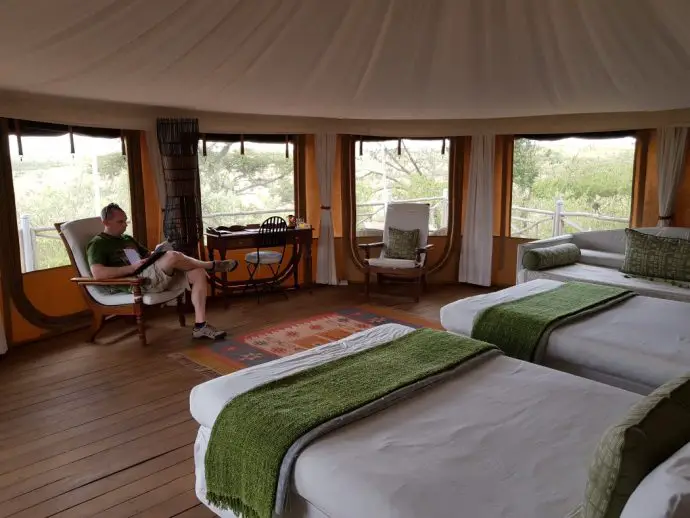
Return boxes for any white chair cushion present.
[87,286,183,306]
[245,250,282,265]
[60,217,185,307]
[367,257,418,269]
[60,217,104,277]
[378,202,431,267]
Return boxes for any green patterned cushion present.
[522,243,581,270]
[386,227,420,260]
[620,229,690,282]
[583,374,690,518]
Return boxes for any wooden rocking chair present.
[56,217,186,346]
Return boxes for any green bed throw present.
[205,328,497,518]
[472,281,635,361]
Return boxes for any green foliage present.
[13,151,131,271]
[512,139,540,193]
[511,138,636,239]
[199,142,295,227]
[354,140,449,234]
[14,139,296,272]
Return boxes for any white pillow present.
[621,441,690,518]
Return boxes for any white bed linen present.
[440,279,690,394]
[191,323,640,518]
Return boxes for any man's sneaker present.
[192,323,227,340]
[212,260,239,273]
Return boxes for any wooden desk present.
[205,227,313,298]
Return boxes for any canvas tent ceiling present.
[1,0,690,133]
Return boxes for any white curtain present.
[657,127,688,227]
[315,133,338,285]
[458,135,495,286]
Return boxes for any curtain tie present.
[320,205,331,210]
[659,215,673,220]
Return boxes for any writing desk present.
[205,227,313,299]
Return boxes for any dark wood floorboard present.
[0,284,487,517]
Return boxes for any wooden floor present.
[0,284,488,518]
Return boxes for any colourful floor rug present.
[169,305,441,378]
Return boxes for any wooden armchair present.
[358,202,434,302]
[56,217,186,346]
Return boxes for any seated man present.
[86,203,237,340]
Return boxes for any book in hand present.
[131,249,166,275]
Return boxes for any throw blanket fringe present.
[472,281,635,361]
[205,328,498,518]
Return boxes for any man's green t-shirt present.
[86,233,149,270]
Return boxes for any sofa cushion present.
[582,374,690,518]
[621,229,690,283]
[519,263,690,303]
[579,249,625,269]
[522,243,581,270]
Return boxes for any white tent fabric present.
[314,133,338,285]
[1,0,690,132]
[656,127,689,226]
[459,135,495,287]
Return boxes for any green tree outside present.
[11,139,296,271]
[511,137,635,239]
[11,135,636,271]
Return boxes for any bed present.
[190,323,640,518]
[440,279,690,395]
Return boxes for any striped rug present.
[169,305,440,378]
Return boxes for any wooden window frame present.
[341,135,465,274]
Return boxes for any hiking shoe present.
[212,259,239,273]
[192,323,227,340]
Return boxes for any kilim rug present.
[168,305,441,378]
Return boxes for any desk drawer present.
[231,238,254,249]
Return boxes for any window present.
[354,139,450,236]
[198,140,295,231]
[511,136,636,239]
[10,134,131,272]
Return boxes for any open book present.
[124,243,170,276]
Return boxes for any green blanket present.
[471,281,636,361]
[205,328,497,518]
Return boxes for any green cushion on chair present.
[522,243,581,270]
[386,227,420,260]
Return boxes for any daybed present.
[190,323,645,518]
[516,227,690,302]
[440,279,690,394]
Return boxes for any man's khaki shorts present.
[138,262,190,293]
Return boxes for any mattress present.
[440,279,690,394]
[191,323,640,518]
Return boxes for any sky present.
[8,134,636,161]
[9,134,120,159]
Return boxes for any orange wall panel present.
[492,237,529,287]
[9,266,86,343]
